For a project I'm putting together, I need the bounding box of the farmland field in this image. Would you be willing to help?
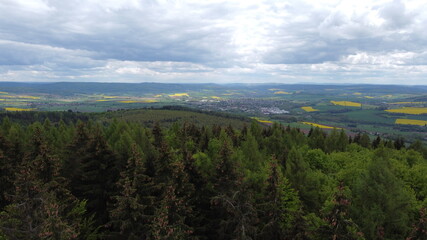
[395,119,427,126]
[0,82,425,143]
[385,107,427,115]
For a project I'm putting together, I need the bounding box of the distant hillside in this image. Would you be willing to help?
[0,106,251,129]
[95,107,250,129]
[0,82,426,96]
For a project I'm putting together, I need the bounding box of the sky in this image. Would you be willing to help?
[0,0,427,85]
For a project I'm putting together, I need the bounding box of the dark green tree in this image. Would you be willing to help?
[109,144,154,239]
[321,182,365,240]
[0,126,92,239]
[351,148,416,239]
[258,157,301,239]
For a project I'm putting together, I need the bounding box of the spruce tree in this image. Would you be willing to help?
[407,208,427,240]
[0,126,90,239]
[109,144,154,239]
[151,160,194,240]
[321,182,365,240]
[258,157,301,239]
[73,125,119,226]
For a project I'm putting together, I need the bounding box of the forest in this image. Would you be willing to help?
[0,115,426,240]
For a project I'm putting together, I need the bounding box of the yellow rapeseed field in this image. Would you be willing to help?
[211,96,221,99]
[251,117,273,124]
[385,107,427,115]
[353,92,362,95]
[154,94,162,97]
[301,106,319,112]
[364,96,374,99]
[302,122,341,129]
[395,119,427,126]
[330,101,361,107]
[5,107,36,111]
[274,91,291,94]
[118,100,157,103]
[4,95,40,99]
[169,93,189,97]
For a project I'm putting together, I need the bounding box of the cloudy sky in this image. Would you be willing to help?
[0,0,426,84]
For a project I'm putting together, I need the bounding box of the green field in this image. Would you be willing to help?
[0,82,426,143]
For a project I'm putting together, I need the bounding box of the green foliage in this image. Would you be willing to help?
[258,157,301,239]
[0,113,425,239]
[351,148,417,239]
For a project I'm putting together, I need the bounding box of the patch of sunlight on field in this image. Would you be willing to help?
[96,99,109,102]
[388,102,426,105]
[385,107,427,115]
[274,91,291,94]
[169,93,189,97]
[251,117,273,124]
[302,122,341,129]
[0,91,8,94]
[331,101,361,107]
[268,88,281,91]
[5,107,36,111]
[301,106,319,112]
[118,100,157,103]
[211,96,222,99]
[395,119,427,126]
[4,95,40,99]
[0,99,5,101]
[364,96,374,99]
[381,95,393,98]
[353,92,362,95]
[154,94,162,97]
[103,96,121,99]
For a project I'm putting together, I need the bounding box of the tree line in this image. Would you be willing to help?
[0,116,426,239]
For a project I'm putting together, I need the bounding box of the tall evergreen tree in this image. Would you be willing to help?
[406,208,427,240]
[151,160,195,240]
[321,182,365,240]
[351,148,416,239]
[0,133,14,209]
[72,125,119,226]
[109,144,154,239]
[258,157,301,239]
[0,126,91,239]
[210,141,257,240]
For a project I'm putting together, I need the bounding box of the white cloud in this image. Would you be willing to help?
[0,0,426,84]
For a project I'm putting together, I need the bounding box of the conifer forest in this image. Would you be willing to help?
[0,113,426,240]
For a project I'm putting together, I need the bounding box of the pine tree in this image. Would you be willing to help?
[109,145,154,239]
[406,208,427,240]
[321,182,365,240]
[210,141,257,239]
[0,133,14,209]
[372,136,382,149]
[308,127,326,151]
[73,125,119,226]
[151,160,195,240]
[152,121,164,149]
[358,133,371,149]
[0,126,91,239]
[258,157,301,239]
[351,148,416,239]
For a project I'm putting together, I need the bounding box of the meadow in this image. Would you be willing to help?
[0,82,425,143]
